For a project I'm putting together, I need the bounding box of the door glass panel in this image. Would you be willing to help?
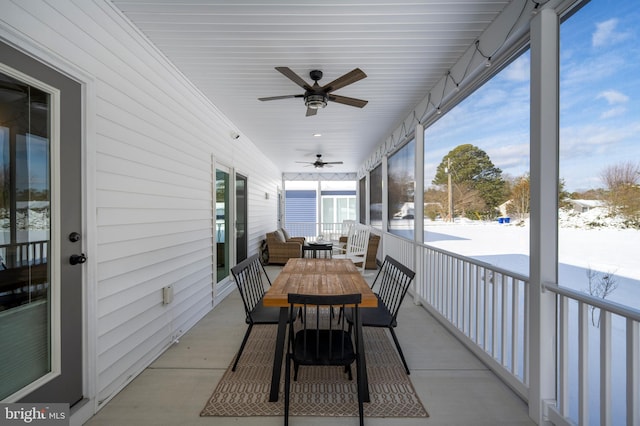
[215,169,229,281]
[235,173,247,263]
[0,71,51,399]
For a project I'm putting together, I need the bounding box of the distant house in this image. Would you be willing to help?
[568,199,606,213]
[498,200,512,217]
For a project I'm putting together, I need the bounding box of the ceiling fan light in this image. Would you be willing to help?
[305,94,327,109]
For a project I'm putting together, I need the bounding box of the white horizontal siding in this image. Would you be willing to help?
[0,0,281,412]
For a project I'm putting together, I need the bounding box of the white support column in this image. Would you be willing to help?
[529,8,559,425]
[381,156,388,234]
[414,124,425,305]
[414,124,424,244]
[317,179,322,236]
[365,173,370,225]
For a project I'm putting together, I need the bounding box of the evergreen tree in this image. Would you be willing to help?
[433,144,506,218]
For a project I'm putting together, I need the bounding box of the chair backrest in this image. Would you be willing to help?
[287,293,361,363]
[371,256,415,321]
[343,224,370,271]
[231,253,271,317]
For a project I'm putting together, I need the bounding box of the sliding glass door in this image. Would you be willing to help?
[235,173,247,263]
[215,169,230,281]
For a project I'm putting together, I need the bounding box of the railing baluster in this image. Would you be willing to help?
[463,260,468,334]
[501,274,508,366]
[523,280,529,386]
[475,264,481,345]
[578,301,589,426]
[600,310,611,426]
[559,295,569,418]
[491,273,500,358]
[512,278,520,377]
[627,318,639,426]
[484,268,490,351]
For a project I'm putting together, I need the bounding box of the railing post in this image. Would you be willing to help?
[529,8,559,424]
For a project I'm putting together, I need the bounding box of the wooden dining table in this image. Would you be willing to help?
[262,258,378,402]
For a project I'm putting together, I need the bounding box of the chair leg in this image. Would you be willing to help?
[231,323,253,372]
[389,327,410,375]
[284,353,291,426]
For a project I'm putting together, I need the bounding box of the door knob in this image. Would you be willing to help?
[70,253,87,265]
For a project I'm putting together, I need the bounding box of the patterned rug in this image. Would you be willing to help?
[200,323,429,418]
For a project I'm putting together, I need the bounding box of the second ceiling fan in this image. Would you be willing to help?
[259,67,368,116]
[296,154,343,168]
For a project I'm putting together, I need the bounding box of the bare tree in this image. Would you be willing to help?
[424,187,447,220]
[585,267,618,327]
[506,174,530,220]
[600,162,640,222]
[452,182,485,218]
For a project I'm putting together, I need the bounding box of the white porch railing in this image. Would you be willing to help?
[285,222,349,242]
[381,232,640,426]
[543,282,640,426]
[0,240,48,268]
[411,237,530,399]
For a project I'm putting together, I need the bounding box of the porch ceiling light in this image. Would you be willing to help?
[305,94,327,109]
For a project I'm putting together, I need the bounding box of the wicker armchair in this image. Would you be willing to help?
[266,229,304,264]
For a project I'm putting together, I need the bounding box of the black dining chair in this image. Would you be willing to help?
[230,253,281,372]
[346,255,415,375]
[284,293,364,426]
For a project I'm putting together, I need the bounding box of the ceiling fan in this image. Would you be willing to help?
[259,67,368,116]
[296,154,344,168]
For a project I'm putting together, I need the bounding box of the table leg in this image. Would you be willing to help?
[355,308,370,402]
[269,307,288,402]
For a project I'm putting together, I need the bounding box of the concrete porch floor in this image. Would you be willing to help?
[85,265,535,426]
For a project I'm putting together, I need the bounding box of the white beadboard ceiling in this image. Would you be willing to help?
[111,0,511,173]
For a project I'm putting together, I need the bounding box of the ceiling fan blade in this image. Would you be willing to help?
[258,94,303,101]
[321,68,367,93]
[322,161,344,165]
[328,94,368,108]
[275,67,312,91]
[306,107,318,117]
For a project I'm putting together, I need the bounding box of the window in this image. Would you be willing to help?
[369,164,383,229]
[423,51,530,276]
[387,139,415,238]
[359,176,366,224]
[321,195,355,224]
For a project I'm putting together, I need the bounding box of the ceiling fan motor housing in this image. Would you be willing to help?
[309,69,323,81]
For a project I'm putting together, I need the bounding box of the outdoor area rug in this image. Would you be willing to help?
[200,323,429,418]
